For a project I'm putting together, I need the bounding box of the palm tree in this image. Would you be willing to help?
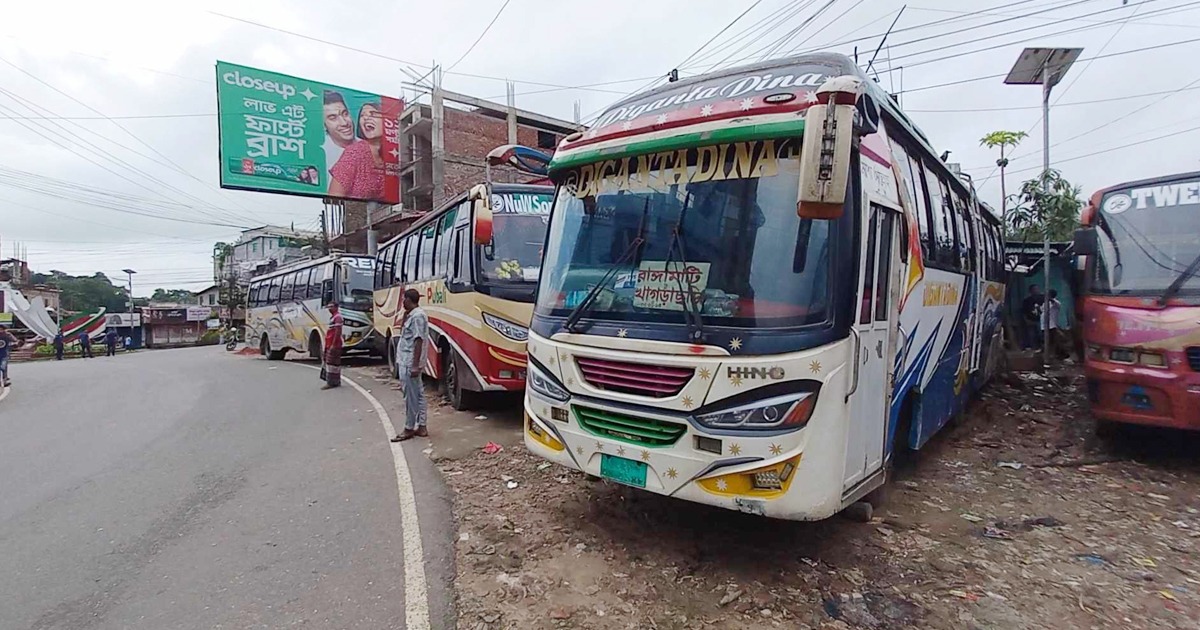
[980,130,1028,236]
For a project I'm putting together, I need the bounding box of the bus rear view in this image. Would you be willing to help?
[1076,172,1200,431]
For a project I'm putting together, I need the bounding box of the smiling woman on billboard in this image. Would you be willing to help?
[328,101,386,201]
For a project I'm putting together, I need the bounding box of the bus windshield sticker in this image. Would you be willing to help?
[492,193,553,214]
[564,139,798,200]
[632,261,711,311]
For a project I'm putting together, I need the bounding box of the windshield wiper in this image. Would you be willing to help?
[1158,250,1200,307]
[663,191,706,343]
[562,200,648,333]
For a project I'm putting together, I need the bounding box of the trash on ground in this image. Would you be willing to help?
[997,461,1025,470]
[481,442,503,455]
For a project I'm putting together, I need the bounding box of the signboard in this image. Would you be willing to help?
[186,307,213,322]
[216,61,403,203]
[492,192,553,214]
[105,313,142,328]
[632,261,711,311]
[206,318,222,329]
[0,312,11,326]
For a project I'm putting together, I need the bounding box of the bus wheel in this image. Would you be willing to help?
[308,332,322,360]
[262,334,285,361]
[443,350,475,411]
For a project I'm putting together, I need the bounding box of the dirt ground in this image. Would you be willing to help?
[440,365,1200,630]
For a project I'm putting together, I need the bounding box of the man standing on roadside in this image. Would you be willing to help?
[391,288,429,442]
[0,323,24,387]
[78,330,93,359]
[104,328,119,357]
[53,330,64,361]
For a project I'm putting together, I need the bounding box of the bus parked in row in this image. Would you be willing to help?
[1074,171,1200,432]
[523,52,1007,520]
[246,254,379,360]
[373,180,553,409]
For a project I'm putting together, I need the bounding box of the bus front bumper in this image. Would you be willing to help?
[1085,361,1200,430]
[522,393,844,521]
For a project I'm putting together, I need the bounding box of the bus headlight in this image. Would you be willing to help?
[528,362,569,402]
[483,312,528,342]
[693,388,818,430]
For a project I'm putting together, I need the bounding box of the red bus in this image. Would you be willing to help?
[1075,171,1200,432]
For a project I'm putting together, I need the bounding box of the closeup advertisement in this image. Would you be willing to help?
[216,61,402,203]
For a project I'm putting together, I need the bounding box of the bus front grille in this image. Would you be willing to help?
[573,406,687,447]
[575,357,693,398]
[1187,347,1200,371]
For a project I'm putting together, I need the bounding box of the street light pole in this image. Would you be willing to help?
[122,268,137,348]
[1004,47,1082,367]
[1041,63,1052,365]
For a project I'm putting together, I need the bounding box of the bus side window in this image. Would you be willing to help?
[403,235,418,283]
[268,277,281,304]
[248,284,258,308]
[875,209,895,322]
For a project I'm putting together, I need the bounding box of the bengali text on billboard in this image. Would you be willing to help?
[216,61,402,203]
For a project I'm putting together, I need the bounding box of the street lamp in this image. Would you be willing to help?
[122,268,137,331]
[1005,47,1082,366]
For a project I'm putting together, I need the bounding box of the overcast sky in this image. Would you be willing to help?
[3,0,1197,295]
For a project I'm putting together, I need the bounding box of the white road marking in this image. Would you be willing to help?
[302,365,431,629]
[0,383,9,403]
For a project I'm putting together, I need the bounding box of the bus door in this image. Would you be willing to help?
[968,206,984,373]
[843,204,902,492]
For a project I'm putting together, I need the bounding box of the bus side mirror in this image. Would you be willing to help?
[1073,228,1097,256]
[470,184,494,245]
[797,76,862,220]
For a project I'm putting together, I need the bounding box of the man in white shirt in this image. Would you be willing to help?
[1039,289,1067,359]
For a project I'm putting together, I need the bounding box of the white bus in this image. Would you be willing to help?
[524,53,1007,520]
[246,254,380,360]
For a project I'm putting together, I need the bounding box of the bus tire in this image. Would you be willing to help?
[388,335,401,380]
[308,331,322,361]
[261,334,285,361]
[443,349,475,411]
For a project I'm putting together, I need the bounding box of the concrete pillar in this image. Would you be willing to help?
[431,65,446,205]
[506,81,517,144]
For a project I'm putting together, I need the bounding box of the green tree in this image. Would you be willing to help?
[29,271,129,315]
[150,288,198,303]
[1007,169,1082,242]
[980,130,1028,235]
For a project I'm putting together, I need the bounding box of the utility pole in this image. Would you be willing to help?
[320,208,330,254]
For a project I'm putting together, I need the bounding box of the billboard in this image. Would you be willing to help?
[216,61,402,203]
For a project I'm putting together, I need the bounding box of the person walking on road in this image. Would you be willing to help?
[78,331,93,359]
[321,301,344,390]
[391,288,429,442]
[0,323,25,387]
[53,331,65,361]
[104,328,118,357]
[1040,289,1068,360]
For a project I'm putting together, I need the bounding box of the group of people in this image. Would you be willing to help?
[51,328,129,360]
[318,288,429,442]
[321,91,387,201]
[0,325,130,389]
[1019,284,1072,359]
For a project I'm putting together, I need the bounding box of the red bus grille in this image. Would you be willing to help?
[575,357,693,398]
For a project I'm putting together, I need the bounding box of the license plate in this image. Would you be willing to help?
[600,454,647,488]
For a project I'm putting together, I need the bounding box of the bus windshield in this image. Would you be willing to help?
[536,139,835,328]
[480,212,550,284]
[341,263,375,310]
[1093,179,1200,296]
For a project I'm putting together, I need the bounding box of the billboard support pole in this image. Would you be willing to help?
[366,202,378,257]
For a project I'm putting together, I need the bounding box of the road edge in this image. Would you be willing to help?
[0,383,9,404]
[303,365,433,629]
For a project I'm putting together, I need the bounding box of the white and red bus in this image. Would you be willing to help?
[523,53,1007,520]
[373,181,553,408]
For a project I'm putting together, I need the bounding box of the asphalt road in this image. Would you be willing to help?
[0,347,455,630]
